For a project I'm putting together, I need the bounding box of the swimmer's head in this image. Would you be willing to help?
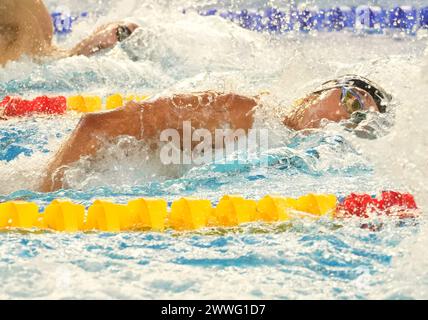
[283,76,392,130]
[75,21,140,56]
[116,22,139,42]
[317,75,392,113]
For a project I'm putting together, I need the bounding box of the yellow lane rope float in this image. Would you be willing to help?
[0,192,418,232]
[67,94,150,113]
[0,94,150,117]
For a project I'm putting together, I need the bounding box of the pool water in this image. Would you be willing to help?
[0,0,428,299]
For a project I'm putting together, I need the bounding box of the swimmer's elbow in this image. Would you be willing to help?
[78,113,102,130]
[76,112,114,136]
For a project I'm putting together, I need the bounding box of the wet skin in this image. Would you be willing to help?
[0,2,381,192]
[0,0,139,66]
[39,88,379,192]
[283,87,379,130]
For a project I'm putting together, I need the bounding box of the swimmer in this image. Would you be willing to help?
[40,75,391,192]
[0,0,139,66]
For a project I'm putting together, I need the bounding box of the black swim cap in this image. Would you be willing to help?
[316,75,392,113]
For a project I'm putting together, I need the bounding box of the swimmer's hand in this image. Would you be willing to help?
[70,22,139,57]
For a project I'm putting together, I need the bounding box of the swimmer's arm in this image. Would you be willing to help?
[69,22,139,57]
[40,102,143,192]
[69,26,119,57]
[0,23,21,65]
[32,25,118,60]
[40,93,257,192]
[0,24,19,45]
[0,0,54,64]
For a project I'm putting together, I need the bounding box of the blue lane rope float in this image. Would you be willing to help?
[390,6,418,30]
[51,6,428,35]
[201,5,428,33]
[199,5,428,34]
[51,11,89,34]
[422,7,428,27]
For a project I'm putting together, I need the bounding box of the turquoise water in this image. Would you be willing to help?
[1,1,428,299]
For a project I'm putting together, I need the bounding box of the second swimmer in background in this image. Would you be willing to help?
[0,0,139,66]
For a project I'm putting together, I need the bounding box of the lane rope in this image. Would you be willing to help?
[51,6,428,35]
[0,94,150,116]
[0,192,418,232]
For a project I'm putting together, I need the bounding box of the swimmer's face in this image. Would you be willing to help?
[122,22,140,35]
[109,22,139,42]
[92,22,139,50]
[283,87,379,130]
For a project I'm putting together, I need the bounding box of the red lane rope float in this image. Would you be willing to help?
[0,94,150,117]
[337,191,418,219]
[0,96,67,117]
[0,192,419,232]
